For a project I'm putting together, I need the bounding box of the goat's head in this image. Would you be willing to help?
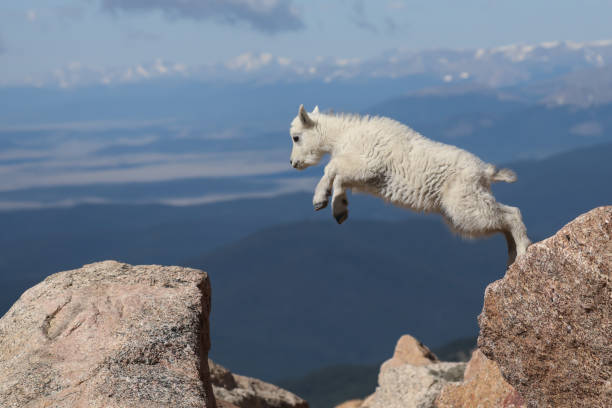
[289,105,323,170]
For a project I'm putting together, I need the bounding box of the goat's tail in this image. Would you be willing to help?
[485,165,517,183]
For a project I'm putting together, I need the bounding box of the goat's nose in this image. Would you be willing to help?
[289,159,293,166]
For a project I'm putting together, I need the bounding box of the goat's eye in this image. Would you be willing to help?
[292,136,300,142]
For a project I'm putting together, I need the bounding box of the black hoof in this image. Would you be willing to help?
[314,201,328,211]
[334,211,348,224]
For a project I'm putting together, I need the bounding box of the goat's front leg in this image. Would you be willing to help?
[314,155,369,223]
[331,176,349,224]
[313,163,336,211]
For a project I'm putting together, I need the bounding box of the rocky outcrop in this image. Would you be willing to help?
[0,261,216,408]
[366,362,466,408]
[435,349,525,408]
[209,359,308,408]
[380,334,439,371]
[359,335,465,408]
[478,207,612,408]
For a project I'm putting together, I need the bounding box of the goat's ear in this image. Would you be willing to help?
[299,104,315,128]
[312,105,320,114]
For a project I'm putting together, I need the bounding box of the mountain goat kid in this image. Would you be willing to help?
[289,105,531,266]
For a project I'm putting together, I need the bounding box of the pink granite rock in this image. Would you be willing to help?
[380,334,439,373]
[0,261,216,408]
[209,359,308,408]
[478,207,612,408]
[435,349,525,408]
[366,335,465,408]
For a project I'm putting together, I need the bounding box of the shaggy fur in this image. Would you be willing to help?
[289,105,531,266]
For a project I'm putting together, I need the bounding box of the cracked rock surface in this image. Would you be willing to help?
[0,260,216,408]
[478,206,612,408]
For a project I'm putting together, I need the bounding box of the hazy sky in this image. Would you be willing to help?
[1,0,612,84]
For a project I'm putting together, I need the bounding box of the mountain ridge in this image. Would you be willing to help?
[8,39,612,88]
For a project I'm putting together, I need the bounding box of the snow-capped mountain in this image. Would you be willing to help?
[18,39,612,90]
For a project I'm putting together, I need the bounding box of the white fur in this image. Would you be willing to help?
[289,105,531,265]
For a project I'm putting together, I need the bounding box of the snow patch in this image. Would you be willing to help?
[335,58,360,67]
[226,52,273,71]
[540,41,560,49]
[136,65,149,78]
[491,43,535,62]
[277,56,291,66]
[153,59,168,74]
[565,40,584,50]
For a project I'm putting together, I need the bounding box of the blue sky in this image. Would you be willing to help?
[2,0,612,85]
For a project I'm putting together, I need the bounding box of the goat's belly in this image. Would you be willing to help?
[352,177,440,213]
[378,183,439,213]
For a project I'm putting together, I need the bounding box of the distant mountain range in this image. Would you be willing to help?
[3,40,612,129]
[14,39,612,91]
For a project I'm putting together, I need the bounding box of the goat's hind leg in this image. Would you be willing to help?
[503,230,518,267]
[441,187,527,266]
[499,204,531,262]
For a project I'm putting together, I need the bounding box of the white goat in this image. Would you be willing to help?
[289,105,531,265]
